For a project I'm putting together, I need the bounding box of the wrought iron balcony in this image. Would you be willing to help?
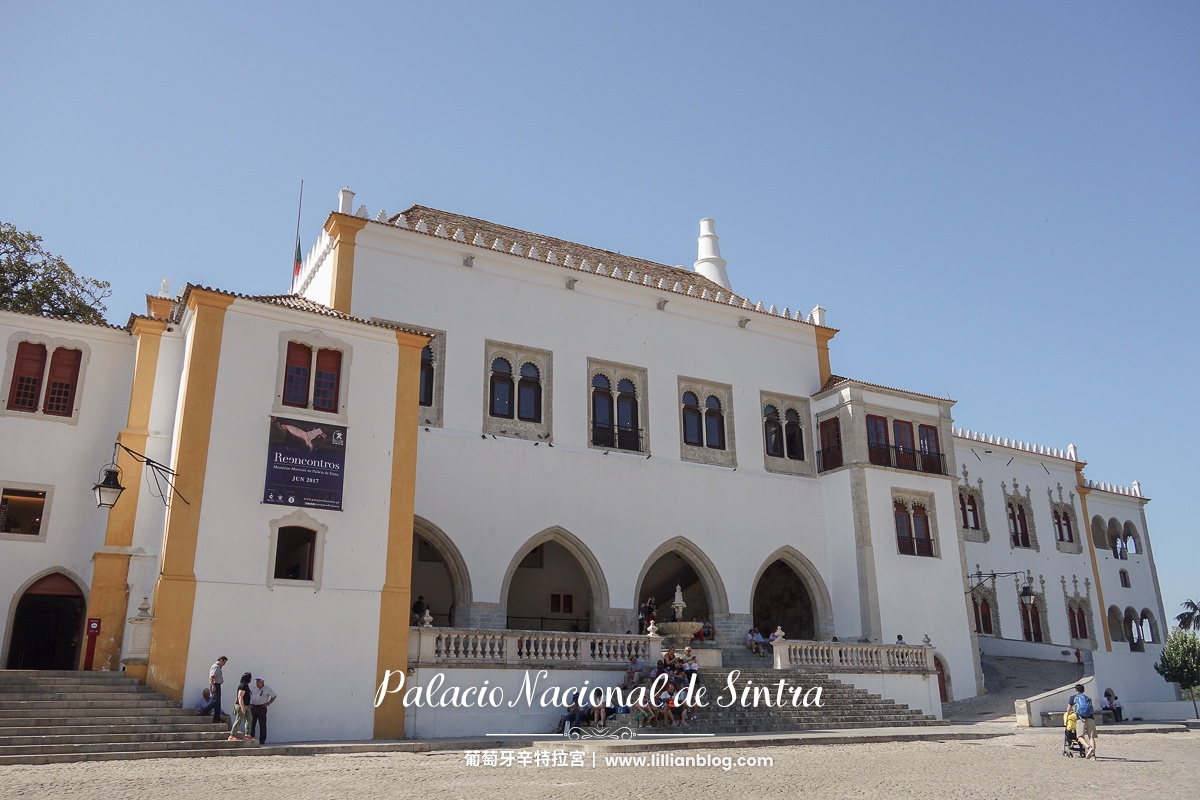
[866,444,946,475]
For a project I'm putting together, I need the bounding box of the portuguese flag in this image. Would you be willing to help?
[293,238,302,278]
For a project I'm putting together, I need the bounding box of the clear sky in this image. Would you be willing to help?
[3,3,1197,623]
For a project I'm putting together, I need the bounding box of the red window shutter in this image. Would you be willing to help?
[42,348,82,416]
[313,348,342,412]
[7,342,48,411]
[283,342,312,407]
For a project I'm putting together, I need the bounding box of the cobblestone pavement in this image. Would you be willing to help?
[1,729,1195,799]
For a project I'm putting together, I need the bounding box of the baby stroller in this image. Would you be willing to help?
[1062,711,1086,757]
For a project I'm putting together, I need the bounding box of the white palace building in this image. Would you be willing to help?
[0,187,1179,742]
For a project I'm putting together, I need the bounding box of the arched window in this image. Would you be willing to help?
[592,374,613,447]
[966,495,980,529]
[1062,513,1074,543]
[1022,601,1043,643]
[419,345,434,407]
[616,379,639,451]
[704,395,725,450]
[517,362,541,422]
[1069,607,1080,640]
[1008,503,1031,548]
[763,405,783,457]
[1076,608,1088,640]
[912,504,932,557]
[1125,535,1139,556]
[973,597,994,635]
[894,501,914,556]
[783,409,804,460]
[682,392,702,446]
[1119,569,1131,588]
[1141,611,1157,644]
[489,358,514,418]
[959,492,969,529]
[1053,511,1065,542]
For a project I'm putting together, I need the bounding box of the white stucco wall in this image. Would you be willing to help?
[0,312,134,666]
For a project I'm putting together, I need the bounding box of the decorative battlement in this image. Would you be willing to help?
[294,192,831,331]
[952,427,1077,461]
[1085,480,1143,498]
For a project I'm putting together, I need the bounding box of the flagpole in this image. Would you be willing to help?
[291,179,305,292]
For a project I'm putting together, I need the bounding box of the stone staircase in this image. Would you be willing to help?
[0,670,257,765]
[619,651,946,734]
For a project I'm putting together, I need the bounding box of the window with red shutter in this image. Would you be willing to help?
[7,342,47,412]
[42,348,82,416]
[313,348,341,412]
[283,342,312,408]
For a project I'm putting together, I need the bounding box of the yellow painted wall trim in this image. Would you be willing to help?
[1075,462,1111,651]
[325,213,368,316]
[146,290,233,700]
[373,331,428,739]
[814,327,838,386]
[84,317,166,672]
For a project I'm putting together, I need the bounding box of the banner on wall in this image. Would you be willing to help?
[263,416,347,510]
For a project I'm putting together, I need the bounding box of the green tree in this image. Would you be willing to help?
[0,221,110,324]
[1176,599,1200,631]
[1154,627,1200,717]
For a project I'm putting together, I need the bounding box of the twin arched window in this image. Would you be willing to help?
[682,391,725,449]
[763,405,804,460]
[1007,502,1031,548]
[592,375,640,450]
[490,358,542,422]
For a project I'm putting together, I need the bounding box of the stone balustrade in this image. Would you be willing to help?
[408,627,651,668]
[772,640,936,674]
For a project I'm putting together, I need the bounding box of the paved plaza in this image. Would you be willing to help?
[1,728,1196,799]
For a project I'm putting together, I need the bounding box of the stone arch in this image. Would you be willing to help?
[1106,606,1124,643]
[412,516,473,626]
[1123,521,1141,555]
[749,546,834,640]
[1108,518,1125,559]
[1140,608,1159,644]
[1123,606,1144,651]
[499,526,610,631]
[633,536,729,618]
[1090,515,1108,550]
[3,568,89,670]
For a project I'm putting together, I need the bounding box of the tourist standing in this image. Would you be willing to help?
[249,676,278,744]
[229,672,254,741]
[208,656,228,725]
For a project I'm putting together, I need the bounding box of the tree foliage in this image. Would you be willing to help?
[0,221,111,324]
[1176,598,1200,631]
[1154,627,1200,717]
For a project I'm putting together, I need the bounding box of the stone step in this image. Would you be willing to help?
[0,745,261,766]
[0,683,155,694]
[0,721,225,736]
[0,713,207,728]
[0,699,185,712]
[0,690,168,703]
[0,737,258,758]
[0,730,236,747]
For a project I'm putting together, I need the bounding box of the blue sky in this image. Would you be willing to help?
[3,3,1197,622]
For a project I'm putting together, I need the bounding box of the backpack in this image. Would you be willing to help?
[1073,693,1093,719]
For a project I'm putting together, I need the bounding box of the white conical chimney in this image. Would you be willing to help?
[693,218,731,292]
[338,187,355,215]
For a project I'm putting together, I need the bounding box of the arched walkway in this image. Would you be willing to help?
[1090,516,1108,550]
[499,527,609,632]
[634,537,729,628]
[749,547,834,640]
[411,516,472,627]
[5,571,87,670]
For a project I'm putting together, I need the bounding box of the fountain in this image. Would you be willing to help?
[653,583,704,645]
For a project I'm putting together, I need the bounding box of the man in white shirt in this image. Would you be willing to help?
[249,676,278,744]
[622,655,646,688]
[208,656,227,724]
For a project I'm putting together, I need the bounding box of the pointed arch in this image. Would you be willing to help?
[933,652,952,702]
[633,536,729,616]
[1123,521,1141,555]
[1108,518,1125,559]
[749,546,834,639]
[412,516,473,617]
[3,567,89,669]
[499,526,610,624]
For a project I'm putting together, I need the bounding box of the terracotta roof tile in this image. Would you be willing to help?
[819,374,954,404]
